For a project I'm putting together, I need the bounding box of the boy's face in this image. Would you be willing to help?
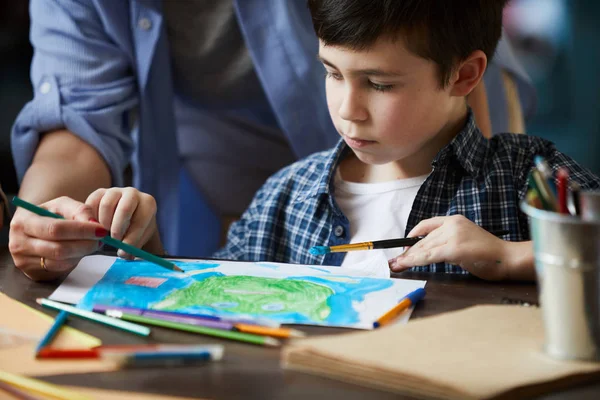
[319,37,466,169]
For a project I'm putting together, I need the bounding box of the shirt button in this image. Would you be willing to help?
[39,82,51,95]
[138,17,152,30]
[333,225,345,237]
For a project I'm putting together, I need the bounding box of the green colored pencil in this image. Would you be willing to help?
[528,171,557,211]
[12,196,183,273]
[37,298,151,336]
[106,311,281,347]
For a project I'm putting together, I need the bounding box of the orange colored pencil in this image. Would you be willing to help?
[234,323,305,339]
[373,288,426,328]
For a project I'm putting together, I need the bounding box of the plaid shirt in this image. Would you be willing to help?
[214,112,600,272]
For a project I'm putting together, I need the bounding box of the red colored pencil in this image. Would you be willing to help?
[557,168,569,214]
[36,348,100,359]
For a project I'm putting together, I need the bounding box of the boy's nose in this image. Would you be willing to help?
[338,88,368,122]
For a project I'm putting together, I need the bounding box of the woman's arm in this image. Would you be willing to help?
[19,129,111,205]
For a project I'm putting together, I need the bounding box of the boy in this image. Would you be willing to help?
[212,0,600,280]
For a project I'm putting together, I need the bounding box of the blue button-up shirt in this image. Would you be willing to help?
[11,0,341,255]
[214,112,600,272]
[11,0,536,257]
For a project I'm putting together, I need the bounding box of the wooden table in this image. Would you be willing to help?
[1,248,599,399]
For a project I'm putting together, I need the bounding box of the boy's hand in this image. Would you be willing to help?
[388,215,533,281]
[85,187,161,259]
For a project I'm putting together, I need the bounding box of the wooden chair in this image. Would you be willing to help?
[472,70,527,139]
[501,70,526,134]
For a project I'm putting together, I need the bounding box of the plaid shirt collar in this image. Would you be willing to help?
[296,109,484,202]
[432,110,487,177]
[291,139,350,204]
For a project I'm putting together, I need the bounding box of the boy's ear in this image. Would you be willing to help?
[449,50,487,97]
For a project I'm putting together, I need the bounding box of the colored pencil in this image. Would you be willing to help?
[35,310,68,354]
[101,307,234,330]
[526,191,543,210]
[373,288,426,328]
[93,344,217,352]
[98,307,301,338]
[12,196,183,273]
[557,168,569,214]
[37,299,150,337]
[37,344,220,360]
[0,370,90,400]
[571,182,582,216]
[103,345,223,368]
[528,170,557,211]
[93,304,281,328]
[105,310,280,347]
[36,348,100,360]
[311,230,510,255]
[0,380,44,400]
[534,156,557,195]
[234,323,305,339]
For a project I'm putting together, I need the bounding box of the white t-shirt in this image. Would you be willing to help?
[334,171,429,268]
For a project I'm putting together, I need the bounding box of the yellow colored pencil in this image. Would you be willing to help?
[0,380,43,400]
[0,370,90,400]
[373,288,426,328]
[234,323,306,339]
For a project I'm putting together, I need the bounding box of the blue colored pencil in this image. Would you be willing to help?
[103,345,224,367]
[35,311,68,354]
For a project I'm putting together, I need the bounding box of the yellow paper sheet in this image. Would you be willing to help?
[0,293,119,376]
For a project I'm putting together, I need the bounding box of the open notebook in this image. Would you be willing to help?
[282,305,600,399]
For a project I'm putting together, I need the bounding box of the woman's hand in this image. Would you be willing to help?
[85,187,161,259]
[9,187,161,281]
[9,196,108,281]
[388,215,535,281]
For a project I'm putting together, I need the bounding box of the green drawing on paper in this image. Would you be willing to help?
[154,275,333,321]
[76,259,424,328]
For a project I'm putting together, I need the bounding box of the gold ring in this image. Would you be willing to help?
[40,257,48,272]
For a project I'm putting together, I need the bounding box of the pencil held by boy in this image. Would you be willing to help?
[10,0,600,282]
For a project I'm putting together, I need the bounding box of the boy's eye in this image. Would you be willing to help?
[325,71,343,81]
[369,81,394,92]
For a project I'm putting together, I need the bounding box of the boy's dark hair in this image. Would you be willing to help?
[307,0,509,88]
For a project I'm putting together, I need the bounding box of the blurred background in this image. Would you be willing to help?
[1,0,599,241]
[503,0,600,175]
